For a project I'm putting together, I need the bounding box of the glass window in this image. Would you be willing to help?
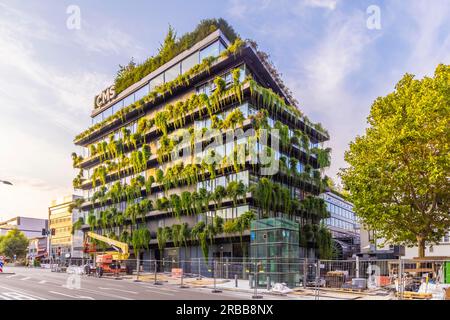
[123,93,134,107]
[182,53,199,74]
[111,99,124,114]
[103,107,113,120]
[92,113,102,125]
[165,63,181,83]
[134,85,148,102]
[200,40,220,61]
[150,73,164,91]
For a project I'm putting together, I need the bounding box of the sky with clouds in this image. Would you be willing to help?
[0,0,449,220]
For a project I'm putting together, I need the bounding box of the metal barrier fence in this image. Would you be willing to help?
[62,257,450,299]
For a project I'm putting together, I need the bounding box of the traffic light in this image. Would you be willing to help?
[42,228,46,236]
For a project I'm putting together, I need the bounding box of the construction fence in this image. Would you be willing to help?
[51,256,450,299]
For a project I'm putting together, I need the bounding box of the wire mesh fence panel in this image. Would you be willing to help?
[395,259,450,299]
[70,256,450,299]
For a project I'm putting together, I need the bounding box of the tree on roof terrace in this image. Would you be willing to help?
[115,18,239,94]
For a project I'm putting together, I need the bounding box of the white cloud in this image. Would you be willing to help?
[284,10,378,182]
[302,0,338,10]
[399,1,450,76]
[0,5,126,219]
[227,0,248,19]
[73,21,144,56]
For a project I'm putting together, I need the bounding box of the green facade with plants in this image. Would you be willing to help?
[72,20,333,265]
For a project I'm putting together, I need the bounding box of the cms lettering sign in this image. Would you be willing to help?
[94,85,116,109]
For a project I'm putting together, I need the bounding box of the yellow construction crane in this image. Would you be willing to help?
[85,231,129,261]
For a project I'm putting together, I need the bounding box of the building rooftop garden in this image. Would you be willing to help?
[114,18,239,95]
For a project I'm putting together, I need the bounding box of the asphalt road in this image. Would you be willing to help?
[0,266,268,300]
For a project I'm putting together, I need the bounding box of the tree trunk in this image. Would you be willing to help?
[417,236,426,258]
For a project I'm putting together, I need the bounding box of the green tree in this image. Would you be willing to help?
[340,64,450,258]
[0,229,29,259]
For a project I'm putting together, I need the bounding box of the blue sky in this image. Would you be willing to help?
[0,0,449,220]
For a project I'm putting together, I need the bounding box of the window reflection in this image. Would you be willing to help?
[199,40,221,61]
[182,53,199,73]
[165,63,181,83]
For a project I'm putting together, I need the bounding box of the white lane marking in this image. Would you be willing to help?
[144,288,174,296]
[48,291,94,300]
[98,287,138,294]
[6,274,17,278]
[2,292,38,300]
[0,285,47,300]
[39,280,47,284]
[20,277,31,281]
[139,285,179,292]
[0,294,13,300]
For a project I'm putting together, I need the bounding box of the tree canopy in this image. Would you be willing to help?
[0,228,29,259]
[340,64,450,257]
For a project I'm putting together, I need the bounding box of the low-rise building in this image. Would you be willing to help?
[0,216,48,239]
[404,231,450,259]
[358,226,405,259]
[27,236,48,265]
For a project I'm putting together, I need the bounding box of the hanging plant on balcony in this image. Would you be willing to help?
[222,108,244,130]
[199,231,209,263]
[89,144,97,157]
[87,212,97,231]
[232,68,243,104]
[120,231,130,244]
[170,194,182,220]
[145,175,155,195]
[154,110,169,136]
[171,224,181,247]
[179,222,190,249]
[139,199,152,221]
[130,132,141,150]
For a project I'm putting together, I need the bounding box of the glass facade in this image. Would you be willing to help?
[92,39,225,126]
[250,217,300,287]
[77,31,329,265]
[320,192,359,241]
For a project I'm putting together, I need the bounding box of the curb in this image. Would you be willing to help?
[0,272,15,275]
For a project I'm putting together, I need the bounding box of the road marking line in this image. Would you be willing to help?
[39,280,47,284]
[0,294,13,300]
[138,284,179,292]
[0,285,47,300]
[6,274,17,278]
[144,288,174,296]
[98,287,138,294]
[20,277,30,281]
[49,291,94,300]
[2,292,38,300]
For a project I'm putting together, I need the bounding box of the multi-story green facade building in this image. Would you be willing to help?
[72,20,331,267]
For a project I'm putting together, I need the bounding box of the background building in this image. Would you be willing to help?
[0,216,47,239]
[48,195,83,260]
[359,226,449,259]
[320,191,360,259]
[404,232,450,258]
[27,236,48,264]
[358,226,405,259]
